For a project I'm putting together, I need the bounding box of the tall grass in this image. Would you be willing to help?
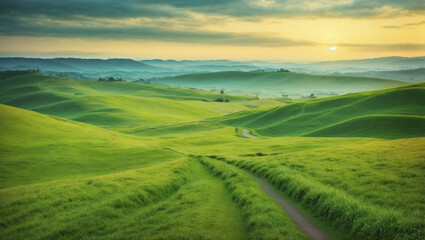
[199,156,307,240]
[221,158,424,240]
[0,159,189,240]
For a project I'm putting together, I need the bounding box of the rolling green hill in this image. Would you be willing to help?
[0,71,253,130]
[1,70,424,240]
[0,103,183,188]
[155,71,407,95]
[214,82,425,138]
[0,101,304,240]
[305,115,425,139]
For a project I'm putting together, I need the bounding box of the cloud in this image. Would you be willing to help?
[0,16,315,47]
[0,0,423,20]
[339,43,425,51]
[383,21,425,29]
[0,50,106,58]
[0,0,423,51]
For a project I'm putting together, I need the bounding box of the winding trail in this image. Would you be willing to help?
[299,104,306,115]
[249,173,330,240]
[145,116,329,239]
[242,129,258,139]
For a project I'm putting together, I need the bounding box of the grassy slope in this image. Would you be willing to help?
[305,115,425,139]
[1,70,424,239]
[0,71,252,130]
[200,157,307,240]
[0,103,304,240]
[1,158,251,240]
[215,82,425,138]
[154,126,425,239]
[156,71,406,93]
[0,104,182,188]
[156,127,425,215]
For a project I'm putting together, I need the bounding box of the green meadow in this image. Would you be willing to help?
[1,71,424,240]
[155,71,406,97]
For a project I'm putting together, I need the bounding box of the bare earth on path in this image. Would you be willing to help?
[250,172,330,240]
[242,129,258,138]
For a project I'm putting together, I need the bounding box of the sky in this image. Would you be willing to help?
[0,0,424,61]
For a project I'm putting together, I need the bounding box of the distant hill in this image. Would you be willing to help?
[295,56,425,74]
[0,57,159,73]
[213,82,425,139]
[54,58,160,71]
[0,71,251,129]
[155,71,406,96]
[0,58,266,79]
[1,56,423,80]
[332,68,425,83]
[139,59,263,72]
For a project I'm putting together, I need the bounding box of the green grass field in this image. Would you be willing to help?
[214,82,425,138]
[1,71,424,239]
[0,71,252,131]
[155,71,407,97]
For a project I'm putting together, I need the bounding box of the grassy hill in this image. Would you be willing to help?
[0,57,160,72]
[334,68,425,83]
[305,115,425,139]
[0,104,304,240]
[1,70,424,239]
[214,82,425,138]
[0,71,253,130]
[0,103,184,188]
[155,71,406,96]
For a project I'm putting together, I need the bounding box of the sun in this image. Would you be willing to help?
[329,46,336,51]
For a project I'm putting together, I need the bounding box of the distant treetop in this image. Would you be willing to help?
[276,68,290,73]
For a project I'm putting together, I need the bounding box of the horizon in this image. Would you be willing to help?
[0,55,424,64]
[0,1,424,61]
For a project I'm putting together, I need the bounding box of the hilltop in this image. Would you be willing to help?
[0,71,253,130]
[332,68,425,83]
[155,71,407,96]
[1,56,423,80]
[214,82,425,139]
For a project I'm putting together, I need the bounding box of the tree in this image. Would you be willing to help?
[220,90,224,94]
[276,68,290,73]
[310,93,316,99]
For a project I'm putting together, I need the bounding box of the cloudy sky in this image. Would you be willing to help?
[0,0,424,61]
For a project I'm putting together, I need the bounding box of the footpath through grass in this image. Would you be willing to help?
[199,156,307,240]
[206,138,425,240]
[0,158,252,240]
[154,127,425,239]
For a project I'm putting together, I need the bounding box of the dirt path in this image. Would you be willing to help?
[242,129,258,139]
[147,140,329,239]
[299,104,306,115]
[250,173,330,240]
